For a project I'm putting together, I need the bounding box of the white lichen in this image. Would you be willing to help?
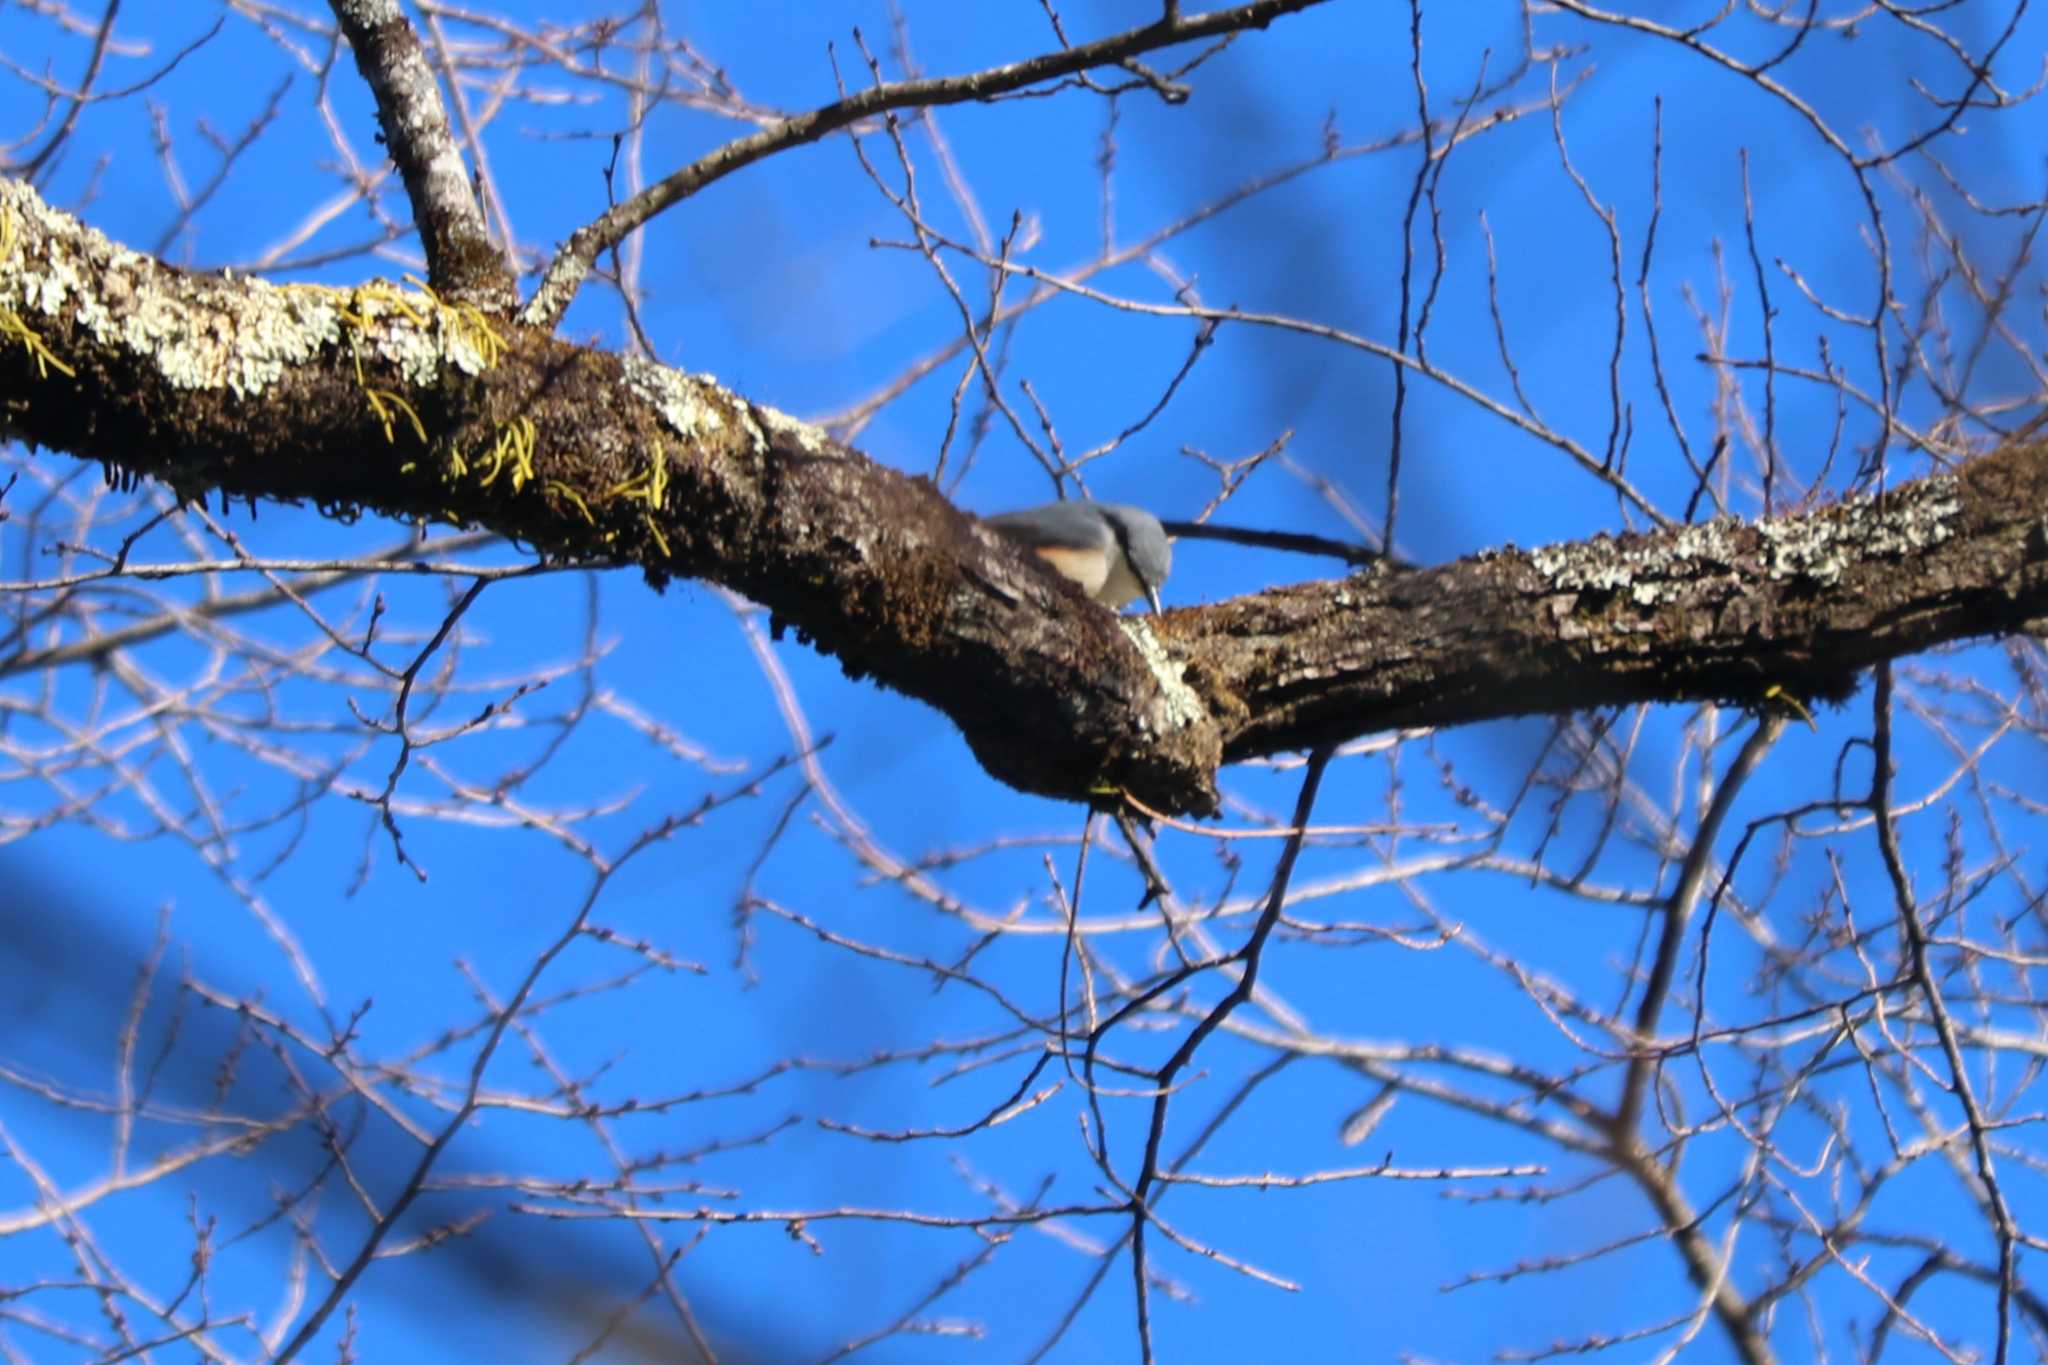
[0,178,496,398]
[1755,476,1960,583]
[755,404,831,455]
[1530,479,1962,602]
[1531,516,1741,597]
[1123,618,1203,733]
[621,354,726,440]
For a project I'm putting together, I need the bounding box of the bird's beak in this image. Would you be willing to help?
[1144,583,1164,615]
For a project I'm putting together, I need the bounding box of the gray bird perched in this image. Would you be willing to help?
[983,500,1172,613]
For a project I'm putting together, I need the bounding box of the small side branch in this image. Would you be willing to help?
[519,0,1334,328]
[330,0,516,311]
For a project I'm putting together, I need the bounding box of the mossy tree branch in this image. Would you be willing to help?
[4,177,2047,817]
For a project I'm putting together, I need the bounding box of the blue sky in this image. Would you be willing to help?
[4,2,2047,1361]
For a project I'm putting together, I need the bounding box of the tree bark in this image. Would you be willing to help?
[4,176,2045,816]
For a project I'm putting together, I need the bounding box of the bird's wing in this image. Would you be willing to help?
[983,502,1112,551]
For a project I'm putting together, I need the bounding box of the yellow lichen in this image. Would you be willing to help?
[402,274,506,372]
[544,479,593,524]
[0,306,75,379]
[1761,683,1818,730]
[362,384,427,446]
[643,514,671,558]
[476,416,536,491]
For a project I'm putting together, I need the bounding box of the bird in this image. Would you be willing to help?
[982,500,1172,613]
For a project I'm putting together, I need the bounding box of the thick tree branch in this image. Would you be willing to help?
[5,176,2048,819]
[331,0,516,311]
[1199,453,2048,764]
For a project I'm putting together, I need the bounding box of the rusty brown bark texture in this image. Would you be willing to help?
[3,176,2046,816]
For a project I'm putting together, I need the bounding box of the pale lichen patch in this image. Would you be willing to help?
[1530,479,1963,603]
[3,182,336,394]
[756,404,831,456]
[1755,475,1960,583]
[1531,516,1743,599]
[0,180,499,397]
[1124,618,1204,733]
[131,281,346,394]
[621,355,728,441]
